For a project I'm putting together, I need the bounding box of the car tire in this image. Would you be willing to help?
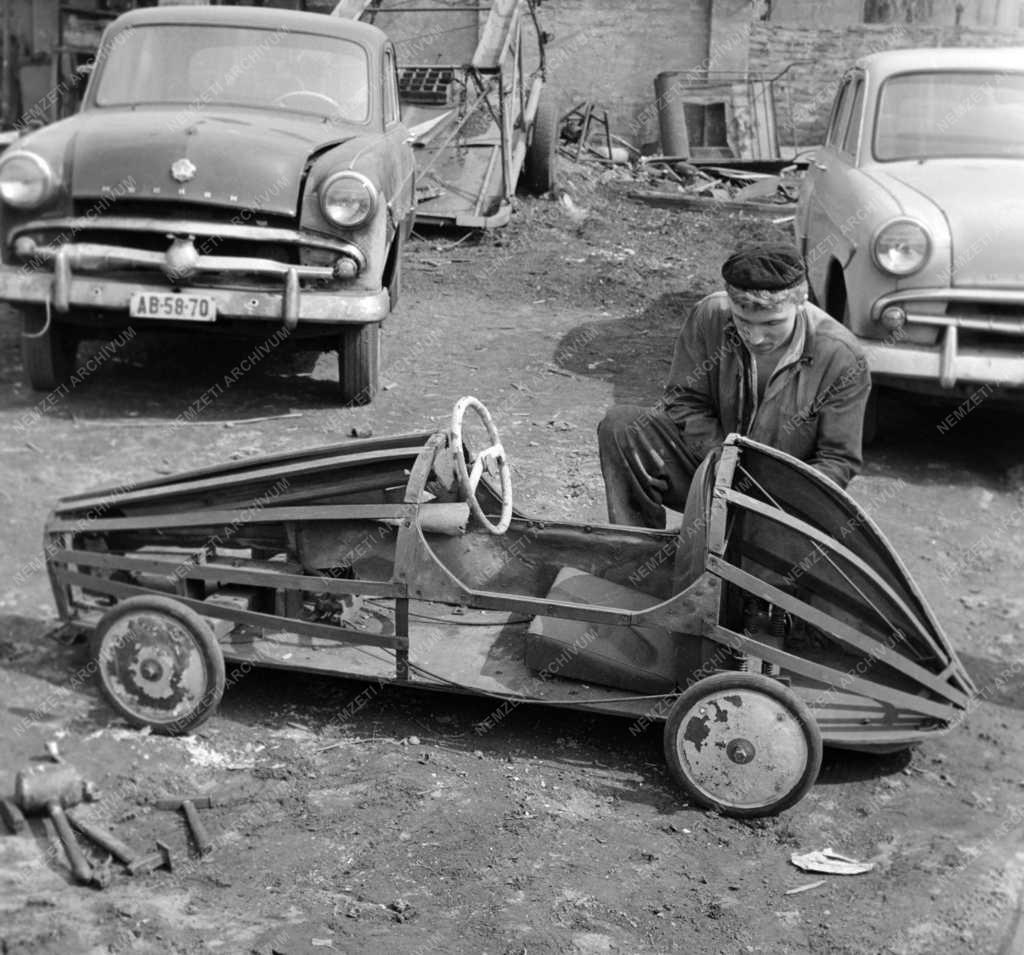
[523,88,558,195]
[20,307,78,392]
[663,671,822,817]
[337,322,381,406]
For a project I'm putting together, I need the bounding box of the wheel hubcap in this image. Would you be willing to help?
[673,689,810,810]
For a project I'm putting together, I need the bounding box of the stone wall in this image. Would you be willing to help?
[538,0,712,147]
[750,21,1024,149]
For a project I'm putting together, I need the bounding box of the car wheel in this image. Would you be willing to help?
[337,322,381,406]
[90,595,226,735]
[663,671,822,817]
[20,306,78,392]
[523,88,558,195]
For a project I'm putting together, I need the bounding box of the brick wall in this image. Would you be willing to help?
[750,21,1024,149]
[538,0,712,147]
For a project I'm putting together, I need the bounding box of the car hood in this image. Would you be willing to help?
[70,107,358,217]
[870,161,1024,287]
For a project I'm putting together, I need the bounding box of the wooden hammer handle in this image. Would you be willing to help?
[68,814,138,866]
[48,801,95,885]
[181,800,213,856]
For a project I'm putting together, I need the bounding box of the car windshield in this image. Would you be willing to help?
[93,24,370,123]
[874,70,1024,161]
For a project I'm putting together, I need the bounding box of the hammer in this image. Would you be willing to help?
[154,796,215,856]
[14,763,97,885]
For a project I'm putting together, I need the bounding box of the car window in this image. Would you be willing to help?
[826,78,854,149]
[383,46,400,125]
[841,78,865,157]
[874,69,1024,161]
[93,24,371,124]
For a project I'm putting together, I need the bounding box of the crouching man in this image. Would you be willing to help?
[598,244,870,528]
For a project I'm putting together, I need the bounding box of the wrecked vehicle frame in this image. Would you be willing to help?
[42,397,974,817]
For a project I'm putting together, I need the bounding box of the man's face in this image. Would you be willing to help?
[730,300,798,356]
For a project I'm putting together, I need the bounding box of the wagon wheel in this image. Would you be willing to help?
[90,596,226,735]
[663,672,822,817]
[450,395,513,535]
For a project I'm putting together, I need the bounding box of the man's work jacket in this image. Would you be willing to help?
[663,292,870,488]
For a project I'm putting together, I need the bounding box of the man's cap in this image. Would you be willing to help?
[721,244,806,291]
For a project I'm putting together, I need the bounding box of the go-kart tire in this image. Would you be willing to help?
[90,595,225,735]
[524,88,558,195]
[663,672,822,817]
[337,322,381,406]
[20,307,78,392]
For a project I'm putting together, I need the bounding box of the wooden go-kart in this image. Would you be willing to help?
[43,397,975,816]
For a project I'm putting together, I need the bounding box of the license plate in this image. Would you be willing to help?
[129,292,217,321]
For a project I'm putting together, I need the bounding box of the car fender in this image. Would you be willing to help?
[837,168,952,334]
[300,137,402,289]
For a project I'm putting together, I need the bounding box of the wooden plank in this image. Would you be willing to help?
[48,503,414,533]
[471,0,519,70]
[52,549,401,598]
[709,624,956,722]
[708,555,968,708]
[54,570,400,651]
[627,189,795,217]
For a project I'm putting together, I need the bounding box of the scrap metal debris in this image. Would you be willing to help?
[554,101,804,214]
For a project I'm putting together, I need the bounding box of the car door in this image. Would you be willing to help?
[381,43,416,230]
[798,72,865,306]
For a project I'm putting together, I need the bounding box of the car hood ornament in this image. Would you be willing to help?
[170,158,197,183]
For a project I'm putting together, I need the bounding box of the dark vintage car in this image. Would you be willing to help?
[0,5,416,404]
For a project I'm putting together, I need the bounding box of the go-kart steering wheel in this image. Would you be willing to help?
[272,90,340,111]
[450,396,513,535]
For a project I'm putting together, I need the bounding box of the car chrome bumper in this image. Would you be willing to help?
[862,333,1024,389]
[868,288,1024,388]
[0,265,389,327]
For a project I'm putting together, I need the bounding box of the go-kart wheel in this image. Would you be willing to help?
[89,596,225,735]
[450,395,513,535]
[663,672,822,817]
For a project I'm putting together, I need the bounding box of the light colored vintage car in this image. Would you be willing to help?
[795,47,1024,403]
[0,5,416,404]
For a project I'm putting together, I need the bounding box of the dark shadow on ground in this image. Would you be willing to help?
[0,313,349,421]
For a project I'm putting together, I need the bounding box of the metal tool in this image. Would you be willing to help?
[14,763,98,886]
[67,812,140,868]
[127,840,173,876]
[1,797,27,834]
[154,795,215,856]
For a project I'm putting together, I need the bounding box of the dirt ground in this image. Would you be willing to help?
[2,163,1024,955]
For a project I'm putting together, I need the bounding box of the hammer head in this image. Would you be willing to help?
[14,763,93,814]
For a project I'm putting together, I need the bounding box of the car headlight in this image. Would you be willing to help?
[0,152,55,209]
[320,172,377,228]
[872,219,930,276]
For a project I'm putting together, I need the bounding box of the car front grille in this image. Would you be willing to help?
[947,301,1024,347]
[72,198,297,230]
